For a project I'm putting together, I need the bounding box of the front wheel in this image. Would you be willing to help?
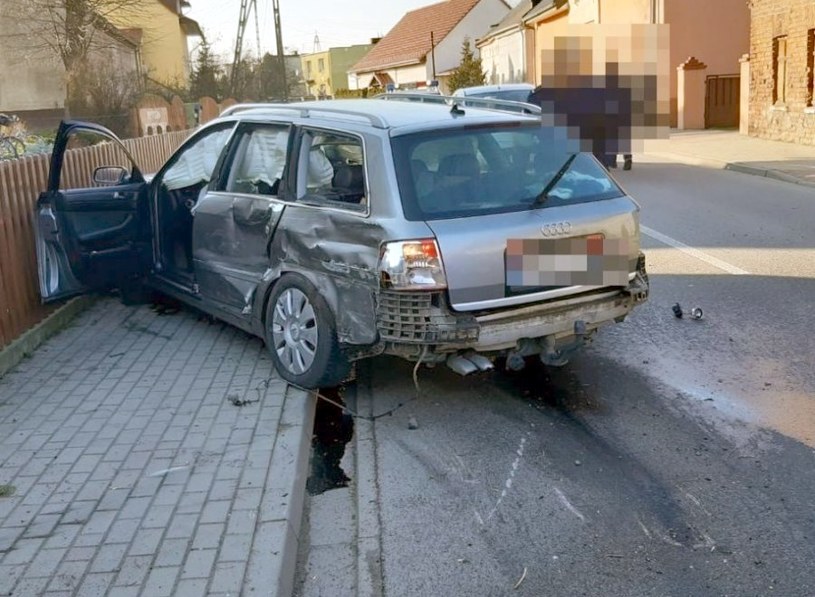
[265,274,349,389]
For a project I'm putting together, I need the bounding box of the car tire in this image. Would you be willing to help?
[265,274,350,389]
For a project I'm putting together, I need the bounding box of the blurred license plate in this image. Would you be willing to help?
[506,236,630,287]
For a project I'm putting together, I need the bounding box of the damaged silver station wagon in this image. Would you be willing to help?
[35,97,648,389]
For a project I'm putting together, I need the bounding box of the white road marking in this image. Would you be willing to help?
[637,518,652,538]
[553,487,586,522]
[641,225,750,276]
[482,434,528,524]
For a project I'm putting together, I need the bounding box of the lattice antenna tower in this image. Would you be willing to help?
[230,0,258,94]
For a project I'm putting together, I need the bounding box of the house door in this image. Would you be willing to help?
[705,74,740,128]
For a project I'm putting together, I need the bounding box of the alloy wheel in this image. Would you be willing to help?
[271,287,319,375]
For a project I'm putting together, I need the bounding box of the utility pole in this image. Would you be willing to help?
[273,0,288,100]
[430,31,437,80]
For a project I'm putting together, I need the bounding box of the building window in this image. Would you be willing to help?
[808,29,815,106]
[318,58,325,73]
[773,35,787,104]
[306,61,312,77]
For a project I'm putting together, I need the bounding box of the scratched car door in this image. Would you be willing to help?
[191,122,291,315]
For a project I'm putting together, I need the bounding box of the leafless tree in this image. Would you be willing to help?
[1,0,149,95]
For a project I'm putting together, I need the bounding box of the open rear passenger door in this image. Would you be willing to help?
[35,121,150,301]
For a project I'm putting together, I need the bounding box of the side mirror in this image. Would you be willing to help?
[93,166,128,187]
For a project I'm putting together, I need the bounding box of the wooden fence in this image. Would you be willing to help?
[0,129,191,349]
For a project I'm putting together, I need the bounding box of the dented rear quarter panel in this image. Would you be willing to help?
[248,126,434,346]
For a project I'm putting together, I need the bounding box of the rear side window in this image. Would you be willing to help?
[391,124,623,221]
[295,129,367,211]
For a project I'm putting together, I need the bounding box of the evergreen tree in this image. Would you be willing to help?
[447,38,486,92]
[259,53,298,101]
[189,36,223,101]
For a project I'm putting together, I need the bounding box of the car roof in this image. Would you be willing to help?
[215,99,540,135]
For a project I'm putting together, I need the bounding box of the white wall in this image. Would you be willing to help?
[434,0,513,77]
[479,28,526,84]
[392,64,433,87]
[0,18,66,112]
[348,64,429,91]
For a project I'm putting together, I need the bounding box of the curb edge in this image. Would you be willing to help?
[644,150,815,188]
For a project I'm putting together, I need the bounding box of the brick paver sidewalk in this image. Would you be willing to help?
[642,129,815,186]
[0,298,313,596]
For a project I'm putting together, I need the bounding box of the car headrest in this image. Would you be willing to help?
[333,164,364,191]
[438,153,480,178]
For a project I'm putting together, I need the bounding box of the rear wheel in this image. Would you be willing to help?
[265,274,349,389]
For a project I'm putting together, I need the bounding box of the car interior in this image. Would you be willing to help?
[405,129,617,215]
[154,126,368,286]
[301,132,367,207]
[156,125,234,281]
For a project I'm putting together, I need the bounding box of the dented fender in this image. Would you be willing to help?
[250,265,379,345]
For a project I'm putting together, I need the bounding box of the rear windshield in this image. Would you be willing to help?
[391,124,624,221]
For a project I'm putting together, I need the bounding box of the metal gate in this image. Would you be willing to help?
[705,74,740,128]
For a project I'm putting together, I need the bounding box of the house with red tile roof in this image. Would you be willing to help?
[348,0,512,93]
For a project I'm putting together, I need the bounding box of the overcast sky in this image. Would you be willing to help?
[186,0,521,62]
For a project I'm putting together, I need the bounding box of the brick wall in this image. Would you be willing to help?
[748,0,815,144]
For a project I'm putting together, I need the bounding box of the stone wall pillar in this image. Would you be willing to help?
[739,53,750,135]
[676,57,708,130]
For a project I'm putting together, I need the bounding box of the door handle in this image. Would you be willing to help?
[113,191,125,200]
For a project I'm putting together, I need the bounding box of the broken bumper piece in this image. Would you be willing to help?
[376,259,649,358]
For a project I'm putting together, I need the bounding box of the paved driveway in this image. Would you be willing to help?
[0,298,312,596]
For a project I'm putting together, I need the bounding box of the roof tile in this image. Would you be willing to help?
[351,0,482,73]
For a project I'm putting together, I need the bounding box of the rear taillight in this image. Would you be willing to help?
[379,239,447,290]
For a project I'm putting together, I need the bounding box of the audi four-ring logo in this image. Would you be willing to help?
[541,222,572,236]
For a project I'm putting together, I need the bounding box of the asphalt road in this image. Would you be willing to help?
[295,161,815,596]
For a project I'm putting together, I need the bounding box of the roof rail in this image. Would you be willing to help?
[218,102,388,129]
[219,103,296,117]
[374,93,542,116]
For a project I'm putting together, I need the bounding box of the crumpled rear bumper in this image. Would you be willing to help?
[376,253,649,357]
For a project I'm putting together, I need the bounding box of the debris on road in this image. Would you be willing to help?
[0,484,16,497]
[228,393,259,407]
[513,567,528,590]
[408,416,419,430]
[672,303,704,320]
